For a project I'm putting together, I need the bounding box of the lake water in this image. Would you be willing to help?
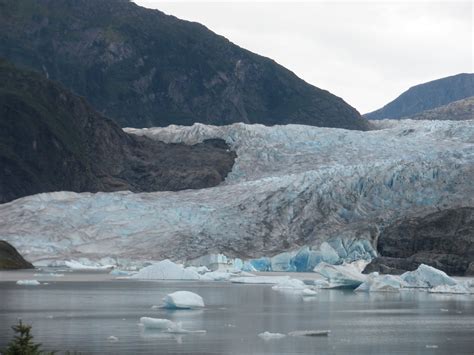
[0,272,473,354]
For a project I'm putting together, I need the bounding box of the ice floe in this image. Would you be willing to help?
[231,276,291,284]
[428,282,473,294]
[162,291,205,309]
[258,331,286,340]
[271,278,307,290]
[16,280,40,286]
[401,264,457,288]
[131,260,201,280]
[355,273,407,292]
[313,262,367,288]
[140,317,175,329]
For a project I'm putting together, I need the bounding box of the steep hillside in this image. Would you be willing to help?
[0,60,235,203]
[0,240,34,269]
[0,0,368,130]
[402,96,473,121]
[365,73,474,119]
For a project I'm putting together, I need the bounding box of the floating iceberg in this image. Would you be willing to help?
[302,288,318,296]
[163,291,205,309]
[107,336,119,342]
[140,317,174,329]
[231,276,291,284]
[401,264,457,288]
[16,280,40,286]
[166,322,206,334]
[288,330,330,337]
[313,262,367,288]
[200,271,235,281]
[131,260,201,280]
[355,274,406,292]
[428,282,473,294]
[185,266,210,274]
[271,278,307,291]
[271,252,296,272]
[65,260,114,270]
[258,331,286,340]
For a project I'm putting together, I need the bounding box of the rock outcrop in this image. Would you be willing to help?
[365,207,474,275]
[0,0,368,130]
[402,96,473,121]
[0,240,33,269]
[0,59,236,203]
[365,73,474,119]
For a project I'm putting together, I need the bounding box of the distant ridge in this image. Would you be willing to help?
[365,73,474,120]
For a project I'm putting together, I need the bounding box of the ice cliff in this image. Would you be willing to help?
[0,120,473,265]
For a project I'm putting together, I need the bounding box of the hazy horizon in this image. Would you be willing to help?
[133,0,473,114]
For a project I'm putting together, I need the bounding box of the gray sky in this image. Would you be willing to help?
[133,0,473,114]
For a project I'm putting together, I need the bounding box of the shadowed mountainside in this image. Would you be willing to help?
[0,59,236,203]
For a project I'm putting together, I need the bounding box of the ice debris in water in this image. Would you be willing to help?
[288,330,331,337]
[65,260,114,270]
[231,276,291,284]
[258,331,286,340]
[131,260,201,280]
[313,262,367,288]
[401,264,457,288]
[163,291,205,309]
[271,278,307,290]
[355,273,407,293]
[107,336,119,342]
[302,288,318,296]
[140,317,175,329]
[16,280,40,286]
[428,282,473,294]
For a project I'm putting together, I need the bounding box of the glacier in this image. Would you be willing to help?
[0,120,472,265]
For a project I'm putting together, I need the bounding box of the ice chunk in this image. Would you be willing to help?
[428,282,473,294]
[185,266,210,274]
[16,280,40,286]
[355,274,406,292]
[271,278,307,290]
[107,336,119,342]
[291,247,311,272]
[163,291,205,309]
[231,276,291,284]
[110,269,133,276]
[200,271,234,281]
[232,258,243,271]
[401,264,457,288]
[288,330,330,337]
[313,262,367,288]
[302,288,318,296]
[271,251,296,272]
[65,260,114,270]
[258,331,286,340]
[241,261,257,272]
[312,279,331,288]
[248,257,272,272]
[131,260,201,280]
[140,317,174,329]
[166,321,206,334]
[187,254,228,271]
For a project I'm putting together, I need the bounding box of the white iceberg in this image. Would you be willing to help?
[163,291,205,309]
[65,260,114,270]
[200,271,235,281]
[302,288,318,296]
[428,282,473,294]
[271,278,307,290]
[185,266,210,274]
[140,317,175,329]
[131,260,201,280]
[166,321,206,334]
[401,264,457,288]
[355,273,407,292]
[231,276,291,284]
[313,262,367,288]
[16,280,40,286]
[258,331,286,340]
[107,336,119,342]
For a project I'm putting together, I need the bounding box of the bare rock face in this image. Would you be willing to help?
[0,241,33,269]
[365,207,474,275]
[0,60,236,203]
[0,0,368,130]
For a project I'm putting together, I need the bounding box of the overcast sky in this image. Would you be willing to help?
[133,0,472,113]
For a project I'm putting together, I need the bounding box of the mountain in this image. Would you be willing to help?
[1,119,472,273]
[0,59,235,203]
[0,240,34,269]
[365,73,474,119]
[0,0,368,130]
[402,96,473,121]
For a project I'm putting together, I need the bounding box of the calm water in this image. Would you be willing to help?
[0,275,473,354]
